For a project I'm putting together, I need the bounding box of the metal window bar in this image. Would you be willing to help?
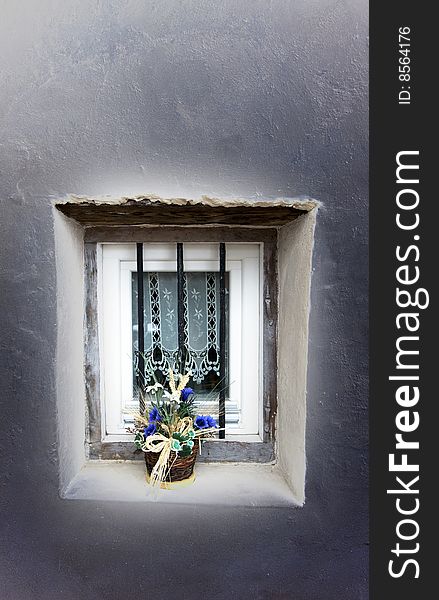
[136,242,146,414]
[176,243,186,372]
[219,242,226,439]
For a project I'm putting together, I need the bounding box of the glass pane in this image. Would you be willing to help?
[132,271,229,402]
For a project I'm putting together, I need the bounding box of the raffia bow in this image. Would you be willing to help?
[142,416,219,487]
[142,417,192,487]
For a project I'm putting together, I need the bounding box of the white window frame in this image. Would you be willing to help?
[99,243,263,440]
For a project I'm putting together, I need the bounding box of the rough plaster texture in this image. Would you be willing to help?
[56,194,316,226]
[0,1,368,598]
[57,193,317,210]
[278,212,317,504]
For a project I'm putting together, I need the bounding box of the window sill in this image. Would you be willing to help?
[102,433,264,443]
[62,461,300,507]
[89,439,274,462]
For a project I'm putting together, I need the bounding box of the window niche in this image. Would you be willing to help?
[54,195,317,505]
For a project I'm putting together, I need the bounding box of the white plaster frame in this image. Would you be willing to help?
[54,199,317,507]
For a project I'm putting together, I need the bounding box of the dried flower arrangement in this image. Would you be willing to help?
[130,370,220,488]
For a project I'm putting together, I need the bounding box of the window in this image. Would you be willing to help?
[101,243,262,439]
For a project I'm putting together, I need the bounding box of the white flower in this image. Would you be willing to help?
[145,382,163,394]
[163,390,180,403]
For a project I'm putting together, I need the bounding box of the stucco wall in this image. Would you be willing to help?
[0,1,368,598]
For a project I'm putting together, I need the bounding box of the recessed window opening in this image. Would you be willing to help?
[55,197,317,500]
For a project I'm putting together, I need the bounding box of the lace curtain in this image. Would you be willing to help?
[132,272,222,384]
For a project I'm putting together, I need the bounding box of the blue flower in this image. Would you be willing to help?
[206,415,218,428]
[148,407,161,422]
[144,423,157,437]
[194,415,208,429]
[181,387,194,402]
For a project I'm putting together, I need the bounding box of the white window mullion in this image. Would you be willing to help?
[102,254,124,435]
[237,255,260,435]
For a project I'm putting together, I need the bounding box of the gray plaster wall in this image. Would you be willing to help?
[0,2,368,599]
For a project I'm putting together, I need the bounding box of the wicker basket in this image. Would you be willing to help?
[144,438,199,484]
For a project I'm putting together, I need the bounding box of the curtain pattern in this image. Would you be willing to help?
[132,272,221,383]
